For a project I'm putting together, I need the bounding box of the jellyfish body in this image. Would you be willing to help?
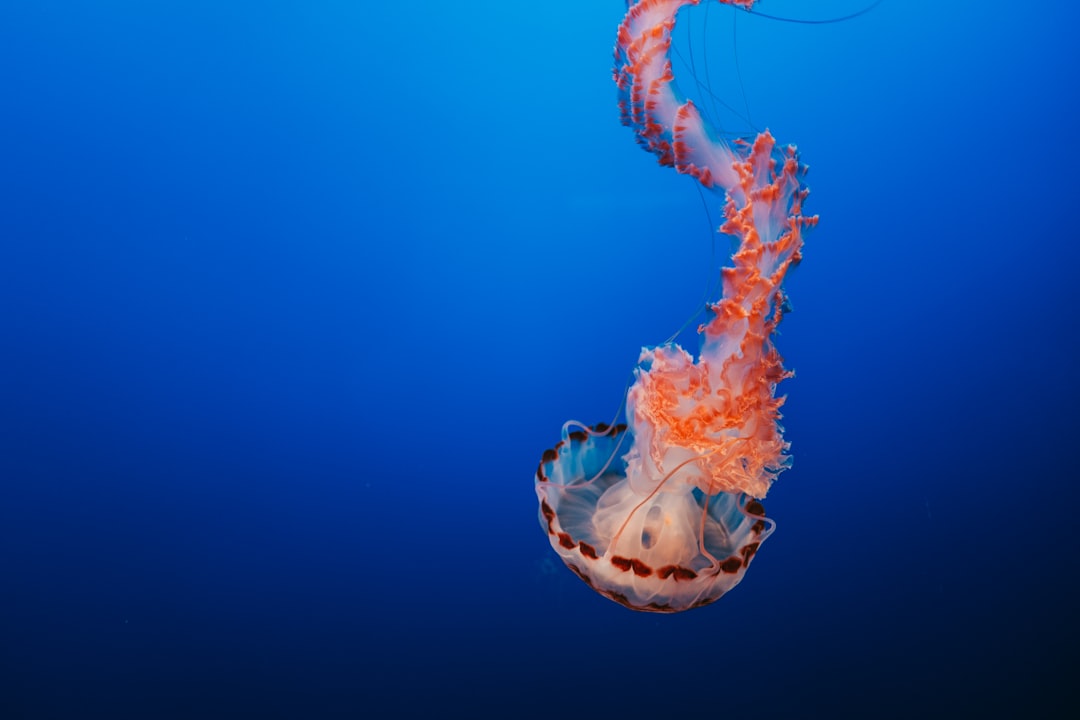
[536,0,816,612]
[537,424,774,612]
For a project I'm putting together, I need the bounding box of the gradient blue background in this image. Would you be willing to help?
[2,1,1078,717]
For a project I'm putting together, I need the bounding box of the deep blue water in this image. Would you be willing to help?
[2,1,1078,717]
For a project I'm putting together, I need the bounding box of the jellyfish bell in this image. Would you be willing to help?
[536,422,775,613]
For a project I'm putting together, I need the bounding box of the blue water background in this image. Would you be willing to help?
[2,1,1078,717]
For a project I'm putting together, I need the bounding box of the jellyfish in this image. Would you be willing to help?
[535,0,817,612]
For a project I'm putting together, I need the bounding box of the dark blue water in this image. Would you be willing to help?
[3,1,1077,717]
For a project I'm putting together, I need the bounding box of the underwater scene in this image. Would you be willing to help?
[2,1,1078,717]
